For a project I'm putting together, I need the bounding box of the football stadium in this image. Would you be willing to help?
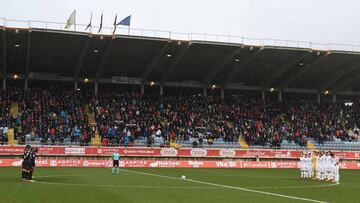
[1,1,360,203]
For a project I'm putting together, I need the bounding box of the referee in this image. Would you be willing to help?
[112,152,120,175]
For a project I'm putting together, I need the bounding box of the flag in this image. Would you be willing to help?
[117,15,131,26]
[98,12,103,33]
[85,12,92,31]
[112,14,117,34]
[65,10,76,29]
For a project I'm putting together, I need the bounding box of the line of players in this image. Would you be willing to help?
[21,145,38,182]
[300,151,339,182]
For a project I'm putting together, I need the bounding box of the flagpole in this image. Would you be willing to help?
[74,10,76,31]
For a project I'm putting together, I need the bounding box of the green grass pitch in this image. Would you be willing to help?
[0,167,359,203]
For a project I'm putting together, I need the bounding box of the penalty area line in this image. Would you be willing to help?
[122,169,329,203]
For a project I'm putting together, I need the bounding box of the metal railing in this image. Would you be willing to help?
[1,18,360,52]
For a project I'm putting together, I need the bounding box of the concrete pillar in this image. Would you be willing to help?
[24,78,28,91]
[203,87,207,97]
[94,82,98,96]
[278,91,282,102]
[141,84,144,95]
[221,88,224,101]
[74,81,78,90]
[317,93,321,104]
[332,94,337,103]
[160,85,164,96]
[261,90,265,101]
[2,78,6,90]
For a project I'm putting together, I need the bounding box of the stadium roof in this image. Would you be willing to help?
[1,18,360,95]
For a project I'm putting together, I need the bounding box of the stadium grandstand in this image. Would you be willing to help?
[0,18,360,152]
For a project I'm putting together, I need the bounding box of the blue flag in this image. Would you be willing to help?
[117,15,131,26]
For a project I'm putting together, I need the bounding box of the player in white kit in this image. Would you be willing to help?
[325,151,332,181]
[305,153,313,178]
[299,153,305,178]
[319,151,326,180]
[331,152,340,182]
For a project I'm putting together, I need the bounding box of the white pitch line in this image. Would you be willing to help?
[122,169,330,203]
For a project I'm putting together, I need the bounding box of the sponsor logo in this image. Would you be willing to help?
[123,149,156,155]
[243,151,266,157]
[149,161,181,168]
[242,162,269,168]
[50,160,57,167]
[11,160,23,166]
[188,161,204,168]
[83,161,89,167]
[274,151,292,158]
[97,149,103,154]
[65,148,85,154]
[355,153,360,158]
[190,148,207,157]
[215,161,237,168]
[219,149,235,157]
[160,148,178,156]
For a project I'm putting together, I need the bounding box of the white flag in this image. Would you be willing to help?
[65,10,76,29]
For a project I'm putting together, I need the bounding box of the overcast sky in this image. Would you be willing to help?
[1,0,359,45]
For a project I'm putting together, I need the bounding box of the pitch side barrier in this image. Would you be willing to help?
[1,146,360,169]
[1,159,360,169]
[1,146,360,160]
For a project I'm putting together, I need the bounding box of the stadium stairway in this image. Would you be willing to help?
[86,105,101,146]
[8,102,19,145]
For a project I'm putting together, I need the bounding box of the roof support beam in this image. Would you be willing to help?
[95,39,113,80]
[260,51,311,87]
[222,48,262,86]
[2,29,6,90]
[141,42,169,83]
[279,53,330,88]
[74,37,91,80]
[24,31,31,77]
[317,61,360,90]
[202,48,240,85]
[160,44,190,84]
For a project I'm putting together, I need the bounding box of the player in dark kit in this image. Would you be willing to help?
[21,145,31,180]
[26,147,38,182]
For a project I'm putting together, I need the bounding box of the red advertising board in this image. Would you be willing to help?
[1,159,360,169]
[1,146,360,159]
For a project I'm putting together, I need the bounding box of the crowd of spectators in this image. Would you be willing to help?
[92,92,360,148]
[14,87,93,145]
[0,90,11,144]
[0,85,359,148]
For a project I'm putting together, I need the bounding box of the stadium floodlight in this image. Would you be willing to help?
[13,74,18,79]
[166,54,172,57]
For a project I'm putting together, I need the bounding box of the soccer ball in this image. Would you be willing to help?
[181,175,186,180]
